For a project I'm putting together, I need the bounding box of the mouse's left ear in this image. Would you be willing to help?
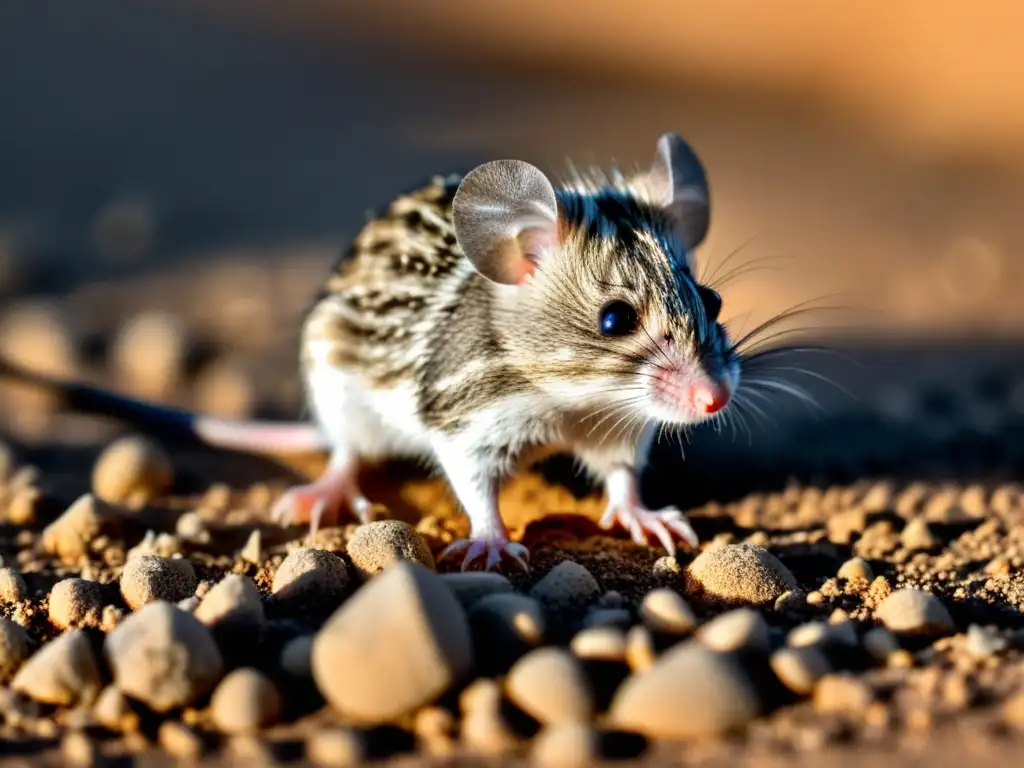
[645,132,711,250]
[452,159,559,285]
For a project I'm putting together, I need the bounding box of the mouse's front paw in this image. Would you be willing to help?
[438,534,530,573]
[599,501,699,555]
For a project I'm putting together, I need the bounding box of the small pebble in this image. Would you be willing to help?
[837,557,874,582]
[609,640,760,739]
[346,520,435,578]
[0,617,33,682]
[529,561,601,626]
[900,518,939,551]
[469,592,545,672]
[281,635,314,678]
[40,494,119,563]
[210,668,282,733]
[788,620,858,649]
[311,562,472,723]
[6,487,40,525]
[439,572,514,609]
[530,722,599,768]
[158,721,204,759]
[175,512,210,544]
[48,578,107,629]
[62,730,95,766]
[696,608,770,654]
[105,601,224,712]
[813,674,874,714]
[771,646,832,695]
[120,554,197,610]
[570,626,627,662]
[686,544,799,606]
[0,568,27,603]
[651,556,681,574]
[965,624,1008,658]
[92,434,174,507]
[193,574,265,632]
[875,588,955,637]
[306,727,365,766]
[581,607,632,630]
[506,647,595,725]
[639,588,697,634]
[11,629,102,706]
[240,529,261,565]
[862,627,900,662]
[93,686,137,732]
[111,311,188,399]
[625,625,657,672]
[272,547,350,608]
[414,706,458,756]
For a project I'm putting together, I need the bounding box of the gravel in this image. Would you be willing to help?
[91,434,174,507]
[193,573,265,632]
[11,629,101,706]
[272,547,350,609]
[875,588,956,637]
[345,519,435,578]
[105,601,224,712]
[609,641,761,739]
[697,608,771,654]
[639,588,698,634]
[686,544,799,606]
[310,561,472,723]
[505,647,595,725]
[0,568,27,603]
[210,668,282,733]
[0,617,33,683]
[47,578,107,630]
[120,554,197,610]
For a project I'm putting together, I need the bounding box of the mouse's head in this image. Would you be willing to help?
[452,132,739,432]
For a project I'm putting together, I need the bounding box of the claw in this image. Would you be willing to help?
[438,534,531,572]
[271,471,375,537]
[599,502,699,555]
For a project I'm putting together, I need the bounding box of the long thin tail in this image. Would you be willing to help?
[0,357,329,455]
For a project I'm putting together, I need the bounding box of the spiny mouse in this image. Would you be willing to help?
[0,132,740,572]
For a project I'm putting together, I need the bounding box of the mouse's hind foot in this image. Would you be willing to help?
[438,533,530,573]
[271,450,375,535]
[599,466,699,555]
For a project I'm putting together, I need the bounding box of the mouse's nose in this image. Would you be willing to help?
[689,380,731,414]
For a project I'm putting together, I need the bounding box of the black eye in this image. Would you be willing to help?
[697,286,722,323]
[598,300,639,337]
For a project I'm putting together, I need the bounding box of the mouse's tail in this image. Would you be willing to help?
[0,356,329,455]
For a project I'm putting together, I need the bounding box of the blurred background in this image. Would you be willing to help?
[1,0,1022,497]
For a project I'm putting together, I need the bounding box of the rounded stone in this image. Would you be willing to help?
[529,561,601,621]
[311,562,472,724]
[92,434,174,506]
[639,588,698,634]
[570,626,627,662]
[875,588,955,637]
[468,593,545,673]
[272,548,350,607]
[105,601,224,712]
[346,520,435,578]
[0,617,33,683]
[609,640,760,739]
[0,568,27,603]
[40,494,119,563]
[48,578,107,630]
[210,668,282,733]
[193,574,264,631]
[120,554,197,611]
[439,572,514,609]
[686,544,799,606]
[771,646,832,695]
[281,635,314,678]
[837,557,874,582]
[506,647,595,725]
[11,629,102,706]
[306,727,365,766]
[696,608,770,654]
[530,722,600,768]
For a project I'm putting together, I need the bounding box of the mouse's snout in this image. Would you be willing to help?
[688,378,732,415]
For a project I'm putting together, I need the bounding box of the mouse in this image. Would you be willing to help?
[0,132,740,572]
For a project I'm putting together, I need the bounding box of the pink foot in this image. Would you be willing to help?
[438,532,530,572]
[599,502,699,555]
[271,456,374,536]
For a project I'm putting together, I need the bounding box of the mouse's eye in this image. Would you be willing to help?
[598,300,639,337]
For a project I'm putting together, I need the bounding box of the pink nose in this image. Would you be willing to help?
[690,382,731,414]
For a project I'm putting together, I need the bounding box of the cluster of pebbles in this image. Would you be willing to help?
[0,433,1022,765]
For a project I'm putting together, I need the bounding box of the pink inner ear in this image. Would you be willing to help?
[515,226,558,284]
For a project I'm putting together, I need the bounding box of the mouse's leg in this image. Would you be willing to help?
[597,464,699,555]
[270,447,374,535]
[431,439,528,572]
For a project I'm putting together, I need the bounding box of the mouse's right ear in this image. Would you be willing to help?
[452,159,559,285]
